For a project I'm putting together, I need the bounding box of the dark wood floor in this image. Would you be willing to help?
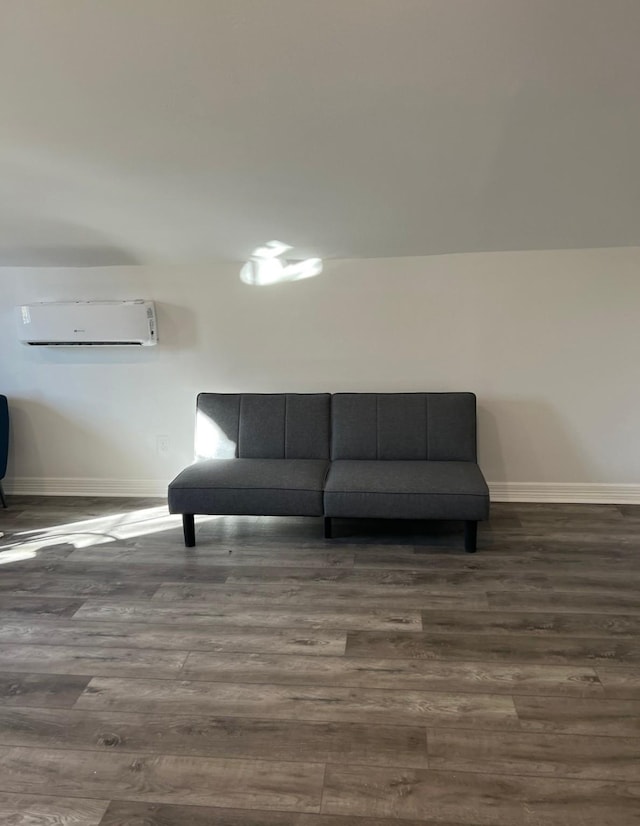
[0,497,639,825]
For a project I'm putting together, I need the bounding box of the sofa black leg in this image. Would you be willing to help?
[183,514,196,547]
[464,521,478,553]
[0,481,6,508]
[324,517,332,539]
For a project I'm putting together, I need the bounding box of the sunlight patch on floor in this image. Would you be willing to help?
[0,506,219,559]
[0,547,38,564]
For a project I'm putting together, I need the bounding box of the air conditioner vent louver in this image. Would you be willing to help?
[27,341,143,346]
[16,300,158,347]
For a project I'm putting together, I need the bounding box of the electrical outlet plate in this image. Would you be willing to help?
[156,435,170,454]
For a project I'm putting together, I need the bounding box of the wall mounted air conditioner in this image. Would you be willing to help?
[16,300,158,346]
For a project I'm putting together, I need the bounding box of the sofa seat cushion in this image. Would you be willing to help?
[324,460,490,521]
[168,459,329,516]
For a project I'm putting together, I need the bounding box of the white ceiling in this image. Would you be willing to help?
[1,0,639,266]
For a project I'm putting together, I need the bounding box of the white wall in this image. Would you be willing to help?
[1,247,639,499]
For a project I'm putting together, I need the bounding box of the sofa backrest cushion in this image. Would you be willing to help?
[196,393,331,460]
[331,393,477,462]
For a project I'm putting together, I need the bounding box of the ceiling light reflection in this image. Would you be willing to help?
[240,240,323,286]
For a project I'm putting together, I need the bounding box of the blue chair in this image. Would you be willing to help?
[0,395,8,507]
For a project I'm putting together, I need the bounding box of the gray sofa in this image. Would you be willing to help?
[168,392,490,552]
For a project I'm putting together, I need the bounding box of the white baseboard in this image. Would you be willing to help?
[4,478,167,498]
[4,477,640,504]
[489,482,640,505]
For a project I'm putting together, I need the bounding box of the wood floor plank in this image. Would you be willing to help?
[18,559,230,583]
[517,519,632,533]
[516,507,627,524]
[0,549,76,574]
[0,746,325,812]
[72,600,422,632]
[488,590,640,615]
[0,595,85,619]
[619,505,640,519]
[514,776,640,826]
[354,550,638,571]
[67,546,355,568]
[182,652,603,696]
[545,572,640,596]
[151,582,490,610]
[506,521,638,534]
[0,619,346,656]
[345,630,640,665]
[0,791,109,825]
[503,533,640,548]
[509,502,622,514]
[225,567,553,591]
[489,527,640,543]
[478,536,640,555]
[419,609,640,637]
[0,574,159,599]
[0,706,427,768]
[100,800,438,826]
[0,673,90,709]
[596,666,640,699]
[75,676,520,729]
[321,764,522,824]
[427,728,640,781]
[514,695,640,736]
[0,494,159,520]
[99,800,434,826]
[321,764,640,825]
[0,644,188,678]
